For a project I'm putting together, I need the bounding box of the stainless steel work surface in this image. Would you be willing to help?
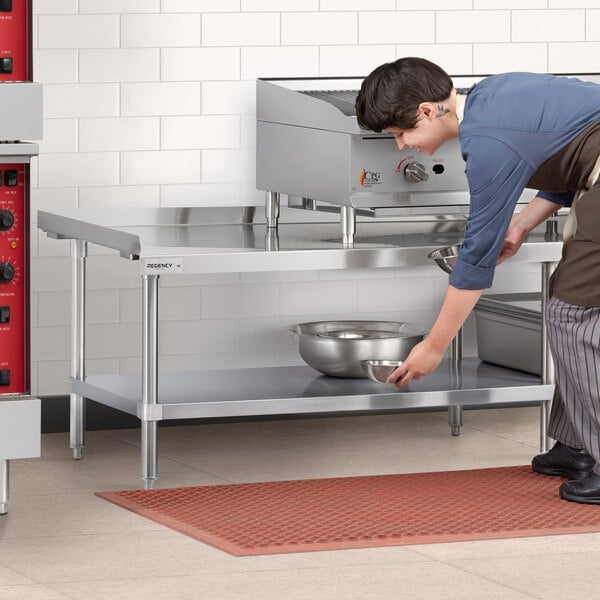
[72,360,550,421]
[37,207,562,274]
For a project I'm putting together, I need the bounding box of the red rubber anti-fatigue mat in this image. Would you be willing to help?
[96,466,600,556]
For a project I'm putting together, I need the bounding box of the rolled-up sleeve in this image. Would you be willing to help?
[537,190,574,206]
[449,135,535,290]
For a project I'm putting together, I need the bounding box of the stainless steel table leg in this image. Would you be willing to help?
[266,191,280,229]
[141,274,159,489]
[540,260,558,452]
[0,459,8,514]
[341,205,355,248]
[448,327,463,436]
[70,239,87,460]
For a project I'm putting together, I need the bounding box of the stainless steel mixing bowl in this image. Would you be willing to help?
[428,243,462,274]
[289,320,427,378]
[361,360,403,384]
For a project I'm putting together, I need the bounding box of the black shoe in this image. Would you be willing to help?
[531,442,595,480]
[560,472,600,504]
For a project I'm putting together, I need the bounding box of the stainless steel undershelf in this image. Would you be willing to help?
[72,360,551,421]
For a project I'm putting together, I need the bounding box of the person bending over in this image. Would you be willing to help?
[355,57,600,504]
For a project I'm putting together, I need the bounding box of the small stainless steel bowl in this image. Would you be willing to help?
[428,243,462,274]
[361,360,403,384]
[289,320,427,378]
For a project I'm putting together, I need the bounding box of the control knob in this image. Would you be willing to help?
[0,209,14,231]
[0,262,14,283]
[404,162,429,183]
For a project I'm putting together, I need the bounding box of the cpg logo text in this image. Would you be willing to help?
[359,169,381,187]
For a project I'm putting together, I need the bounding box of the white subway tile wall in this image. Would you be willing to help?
[473,43,548,74]
[38,118,78,154]
[359,12,434,45]
[587,10,600,39]
[37,15,119,48]
[80,49,160,83]
[436,11,511,44]
[162,48,241,81]
[42,83,119,118]
[120,13,202,48]
[512,9,586,42]
[30,4,600,394]
[80,117,160,152]
[78,185,160,209]
[33,49,78,83]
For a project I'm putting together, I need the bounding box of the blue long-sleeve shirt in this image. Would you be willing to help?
[450,72,600,290]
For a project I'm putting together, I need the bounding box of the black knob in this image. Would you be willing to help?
[404,162,429,183]
[0,262,14,283]
[0,209,14,231]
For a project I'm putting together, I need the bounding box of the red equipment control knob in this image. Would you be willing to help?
[0,262,14,283]
[0,209,14,231]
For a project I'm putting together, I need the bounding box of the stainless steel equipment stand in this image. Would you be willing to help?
[70,239,87,460]
[47,207,559,488]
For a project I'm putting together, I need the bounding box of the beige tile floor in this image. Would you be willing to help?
[2,407,600,600]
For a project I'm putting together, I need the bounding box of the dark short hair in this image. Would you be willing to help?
[355,57,453,132]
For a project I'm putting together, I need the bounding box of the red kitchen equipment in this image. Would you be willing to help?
[0,162,30,394]
[0,0,32,82]
[0,0,41,515]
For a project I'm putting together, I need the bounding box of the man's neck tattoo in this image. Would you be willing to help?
[436,104,450,118]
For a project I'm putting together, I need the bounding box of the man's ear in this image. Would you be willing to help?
[418,102,438,120]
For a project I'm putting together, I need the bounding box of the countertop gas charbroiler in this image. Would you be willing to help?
[256,73,600,246]
[0,0,42,514]
[256,76,482,246]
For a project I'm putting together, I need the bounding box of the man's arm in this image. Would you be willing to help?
[387,195,563,388]
[386,285,483,387]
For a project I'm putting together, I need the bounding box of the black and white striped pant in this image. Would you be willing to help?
[546,295,600,475]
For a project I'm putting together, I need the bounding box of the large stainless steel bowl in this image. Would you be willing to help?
[289,320,427,378]
[428,243,462,274]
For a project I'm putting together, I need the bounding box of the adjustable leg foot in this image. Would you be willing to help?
[448,405,463,436]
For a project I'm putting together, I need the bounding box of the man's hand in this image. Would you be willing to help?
[385,338,445,388]
[497,216,528,264]
[385,286,485,389]
[497,196,563,265]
